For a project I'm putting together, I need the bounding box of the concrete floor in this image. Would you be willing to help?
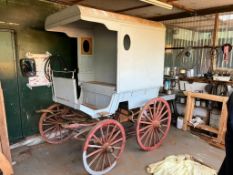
[12,127,225,175]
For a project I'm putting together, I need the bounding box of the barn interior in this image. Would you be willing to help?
[1,0,233,175]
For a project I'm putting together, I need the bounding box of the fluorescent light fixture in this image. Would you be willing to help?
[140,0,173,10]
[219,14,233,21]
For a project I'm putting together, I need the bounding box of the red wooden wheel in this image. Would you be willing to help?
[136,98,171,151]
[39,104,73,144]
[83,119,126,175]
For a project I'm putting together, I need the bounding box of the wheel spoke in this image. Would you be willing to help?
[153,101,157,117]
[152,128,156,146]
[100,127,105,141]
[161,124,168,128]
[87,148,103,158]
[43,123,53,126]
[139,125,151,132]
[111,152,117,159]
[92,134,102,144]
[160,117,169,123]
[149,128,154,147]
[158,127,165,136]
[140,121,152,125]
[143,111,152,121]
[109,130,121,143]
[58,126,62,140]
[140,127,152,141]
[112,146,121,150]
[106,152,112,167]
[155,129,161,142]
[47,126,58,139]
[107,125,117,142]
[47,112,63,119]
[159,110,168,120]
[44,126,56,134]
[88,144,102,148]
[102,153,106,171]
[110,138,123,146]
[149,107,153,120]
[89,152,102,167]
[155,101,162,116]
[144,128,152,146]
[157,104,166,119]
[94,153,102,171]
[153,128,158,144]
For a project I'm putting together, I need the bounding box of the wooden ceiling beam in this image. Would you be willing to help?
[152,4,233,21]
[116,0,194,13]
[47,0,85,5]
[115,4,151,12]
[168,1,194,12]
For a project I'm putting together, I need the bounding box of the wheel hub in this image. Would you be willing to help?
[102,143,114,153]
[152,120,160,128]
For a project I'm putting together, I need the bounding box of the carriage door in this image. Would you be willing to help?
[0,30,23,142]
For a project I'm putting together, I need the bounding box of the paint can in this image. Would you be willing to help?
[176,116,184,129]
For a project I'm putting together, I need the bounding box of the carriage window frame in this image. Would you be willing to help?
[81,37,93,55]
[123,34,131,51]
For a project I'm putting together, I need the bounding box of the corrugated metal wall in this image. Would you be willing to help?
[163,12,233,74]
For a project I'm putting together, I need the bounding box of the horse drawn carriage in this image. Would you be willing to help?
[39,5,171,175]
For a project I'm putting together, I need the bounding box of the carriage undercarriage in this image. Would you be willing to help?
[39,98,171,175]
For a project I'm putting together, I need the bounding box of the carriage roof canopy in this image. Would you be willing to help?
[45,5,166,93]
[45,5,165,32]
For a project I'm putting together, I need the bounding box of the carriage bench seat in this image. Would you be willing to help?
[82,81,116,109]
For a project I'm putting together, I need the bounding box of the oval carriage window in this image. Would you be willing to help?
[83,40,90,53]
[123,34,131,50]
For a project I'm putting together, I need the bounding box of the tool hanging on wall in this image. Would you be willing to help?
[44,54,69,81]
[176,47,193,77]
[20,58,36,77]
[222,43,232,61]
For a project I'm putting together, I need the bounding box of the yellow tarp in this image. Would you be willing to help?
[146,154,217,175]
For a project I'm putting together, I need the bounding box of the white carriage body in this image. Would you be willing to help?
[45,5,166,118]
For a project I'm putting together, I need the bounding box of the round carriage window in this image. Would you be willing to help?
[123,34,131,50]
[83,40,90,53]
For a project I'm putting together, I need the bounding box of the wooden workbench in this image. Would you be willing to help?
[183,91,228,148]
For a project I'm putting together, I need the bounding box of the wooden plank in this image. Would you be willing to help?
[169,1,194,13]
[217,99,228,144]
[0,139,3,152]
[212,13,219,71]
[0,152,13,175]
[183,91,192,131]
[180,77,233,85]
[115,4,151,12]
[0,83,12,163]
[188,123,219,134]
[152,4,233,21]
[187,92,228,103]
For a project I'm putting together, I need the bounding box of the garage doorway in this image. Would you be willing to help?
[0,30,23,142]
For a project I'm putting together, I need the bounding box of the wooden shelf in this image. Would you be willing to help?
[188,123,218,134]
[183,91,228,147]
[180,77,233,85]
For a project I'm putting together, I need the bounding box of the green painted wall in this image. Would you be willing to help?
[0,0,77,142]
